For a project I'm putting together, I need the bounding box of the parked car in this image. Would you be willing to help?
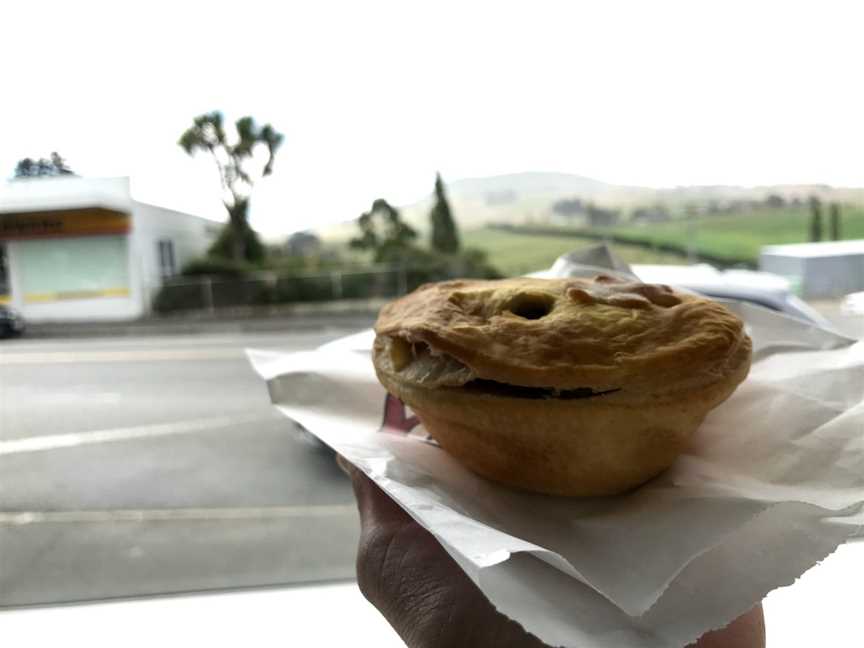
[842,291,864,316]
[629,263,831,327]
[543,249,831,327]
[0,305,25,338]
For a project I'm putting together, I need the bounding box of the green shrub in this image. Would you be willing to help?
[341,271,397,299]
[153,282,208,313]
[273,275,335,302]
[181,256,259,277]
[207,222,266,263]
[153,244,504,313]
[211,279,273,308]
[453,247,503,279]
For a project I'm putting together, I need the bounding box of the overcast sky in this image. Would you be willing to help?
[2,0,862,237]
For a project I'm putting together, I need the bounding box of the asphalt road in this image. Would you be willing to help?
[0,329,368,607]
[1,303,861,621]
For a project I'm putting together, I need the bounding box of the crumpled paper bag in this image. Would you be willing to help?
[250,251,863,648]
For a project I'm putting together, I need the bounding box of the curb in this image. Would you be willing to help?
[22,300,385,339]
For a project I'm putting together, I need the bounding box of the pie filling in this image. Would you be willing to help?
[386,336,620,400]
[460,379,620,400]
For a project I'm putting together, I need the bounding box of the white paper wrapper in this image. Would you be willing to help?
[250,253,864,648]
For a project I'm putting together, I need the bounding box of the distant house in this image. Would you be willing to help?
[285,231,322,256]
[0,176,217,322]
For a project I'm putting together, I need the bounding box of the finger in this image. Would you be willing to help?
[691,604,765,648]
[335,453,352,476]
[337,454,413,529]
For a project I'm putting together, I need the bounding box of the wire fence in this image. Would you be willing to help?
[150,265,435,314]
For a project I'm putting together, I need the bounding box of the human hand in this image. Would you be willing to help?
[340,455,548,647]
[340,456,765,648]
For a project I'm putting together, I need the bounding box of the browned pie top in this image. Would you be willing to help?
[373,275,751,393]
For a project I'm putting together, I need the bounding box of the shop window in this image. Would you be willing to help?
[17,236,130,302]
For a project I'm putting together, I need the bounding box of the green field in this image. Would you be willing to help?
[332,205,864,277]
[470,206,864,273]
[462,229,687,275]
[599,206,864,262]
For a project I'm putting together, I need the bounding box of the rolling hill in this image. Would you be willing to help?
[317,171,864,242]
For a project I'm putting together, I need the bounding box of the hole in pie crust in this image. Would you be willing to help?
[505,292,556,320]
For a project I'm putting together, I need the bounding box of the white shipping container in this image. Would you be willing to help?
[760,240,864,299]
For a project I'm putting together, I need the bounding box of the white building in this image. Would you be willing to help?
[760,240,864,299]
[0,177,219,322]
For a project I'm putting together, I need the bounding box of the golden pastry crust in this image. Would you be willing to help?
[375,275,749,395]
[372,275,752,496]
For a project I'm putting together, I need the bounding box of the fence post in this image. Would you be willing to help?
[331,270,343,300]
[397,263,408,295]
[202,277,215,314]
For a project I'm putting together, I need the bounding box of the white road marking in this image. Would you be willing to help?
[0,348,244,364]
[0,332,332,352]
[0,414,281,455]
[0,505,357,525]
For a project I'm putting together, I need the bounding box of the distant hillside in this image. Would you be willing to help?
[318,172,651,241]
[398,172,655,231]
[317,171,864,242]
[445,171,618,200]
